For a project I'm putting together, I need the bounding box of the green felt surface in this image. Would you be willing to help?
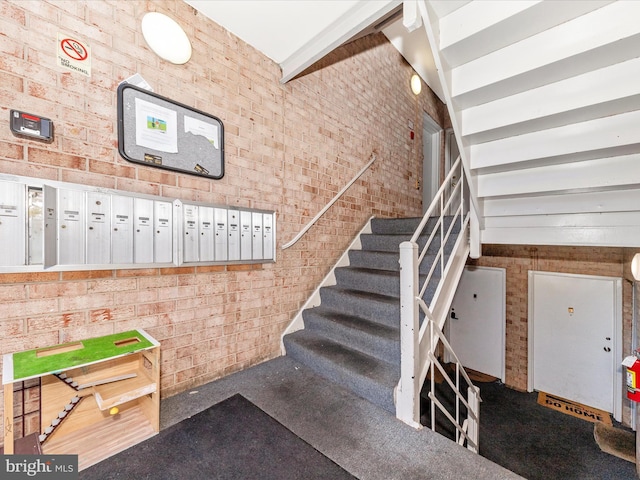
[12,330,155,381]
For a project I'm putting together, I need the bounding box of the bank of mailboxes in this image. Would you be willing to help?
[179,203,274,264]
[0,179,275,269]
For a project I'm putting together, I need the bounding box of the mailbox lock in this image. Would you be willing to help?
[96,200,101,205]
[114,228,118,231]
[89,226,94,230]
[61,225,66,229]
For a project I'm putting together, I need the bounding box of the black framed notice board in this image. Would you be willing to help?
[117,83,224,179]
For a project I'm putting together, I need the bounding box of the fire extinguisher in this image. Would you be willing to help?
[623,352,640,401]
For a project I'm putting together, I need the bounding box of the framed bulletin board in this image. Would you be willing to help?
[117,83,224,179]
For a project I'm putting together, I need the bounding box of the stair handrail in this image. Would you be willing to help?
[397,154,481,452]
[282,153,376,250]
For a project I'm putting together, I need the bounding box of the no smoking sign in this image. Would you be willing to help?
[57,32,91,77]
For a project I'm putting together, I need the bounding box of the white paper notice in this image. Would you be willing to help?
[184,115,219,149]
[135,98,178,153]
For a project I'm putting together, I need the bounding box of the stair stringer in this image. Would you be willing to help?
[280,216,374,354]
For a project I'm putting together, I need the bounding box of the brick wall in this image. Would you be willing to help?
[0,0,443,432]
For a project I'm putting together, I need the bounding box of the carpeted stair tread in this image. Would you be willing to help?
[319,287,400,328]
[303,307,399,363]
[334,266,440,301]
[370,217,423,235]
[348,249,438,274]
[283,215,462,417]
[283,329,397,413]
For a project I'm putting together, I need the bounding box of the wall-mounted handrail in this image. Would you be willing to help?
[282,153,376,250]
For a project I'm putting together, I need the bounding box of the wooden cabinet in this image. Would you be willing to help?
[3,329,160,470]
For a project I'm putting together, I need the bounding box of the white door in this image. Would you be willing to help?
[529,271,622,417]
[422,114,441,214]
[448,266,506,380]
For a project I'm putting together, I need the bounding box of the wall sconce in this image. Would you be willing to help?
[632,253,640,281]
[410,74,422,95]
[141,12,192,64]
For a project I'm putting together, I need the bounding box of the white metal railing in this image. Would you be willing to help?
[396,156,481,452]
[282,153,376,250]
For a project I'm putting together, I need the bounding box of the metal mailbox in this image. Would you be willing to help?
[111,195,134,264]
[214,208,228,262]
[0,181,26,266]
[227,210,240,261]
[86,192,111,265]
[198,206,214,262]
[154,200,173,263]
[134,198,154,264]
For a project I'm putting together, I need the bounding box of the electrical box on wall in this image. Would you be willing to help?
[0,174,275,272]
[10,110,54,142]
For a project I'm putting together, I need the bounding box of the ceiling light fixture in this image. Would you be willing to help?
[141,12,192,64]
[411,74,422,95]
[632,253,640,281]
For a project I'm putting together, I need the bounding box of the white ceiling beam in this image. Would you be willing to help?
[462,57,640,144]
[470,110,640,172]
[279,1,400,83]
[484,189,640,218]
[477,153,640,198]
[451,1,640,107]
[481,224,640,248]
[440,0,612,69]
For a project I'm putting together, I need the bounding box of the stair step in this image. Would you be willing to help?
[283,330,398,413]
[303,307,399,364]
[348,249,438,274]
[334,266,441,301]
[370,217,423,235]
[318,287,400,328]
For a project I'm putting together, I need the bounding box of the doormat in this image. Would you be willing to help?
[465,368,497,384]
[537,392,612,426]
[594,422,635,463]
[81,394,355,479]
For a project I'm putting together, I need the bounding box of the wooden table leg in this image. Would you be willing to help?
[4,383,14,454]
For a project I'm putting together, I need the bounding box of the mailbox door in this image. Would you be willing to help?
[154,200,173,263]
[214,208,228,262]
[183,204,199,263]
[111,195,134,264]
[0,181,26,266]
[86,192,111,265]
[199,206,214,262]
[134,198,154,264]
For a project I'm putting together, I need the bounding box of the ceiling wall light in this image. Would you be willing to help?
[141,12,192,64]
[632,253,640,281]
[411,74,422,95]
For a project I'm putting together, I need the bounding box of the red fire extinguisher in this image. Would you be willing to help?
[623,353,640,401]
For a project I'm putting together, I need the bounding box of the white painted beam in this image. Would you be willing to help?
[485,211,640,229]
[440,1,613,68]
[450,1,640,108]
[280,0,400,83]
[462,57,640,144]
[470,110,640,172]
[484,189,640,218]
[477,153,640,198]
[481,224,640,248]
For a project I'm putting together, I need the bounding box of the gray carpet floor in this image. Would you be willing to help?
[159,356,521,480]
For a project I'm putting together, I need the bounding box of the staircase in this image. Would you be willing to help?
[418,0,640,251]
[283,216,459,414]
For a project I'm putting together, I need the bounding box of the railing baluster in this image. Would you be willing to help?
[397,155,481,452]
